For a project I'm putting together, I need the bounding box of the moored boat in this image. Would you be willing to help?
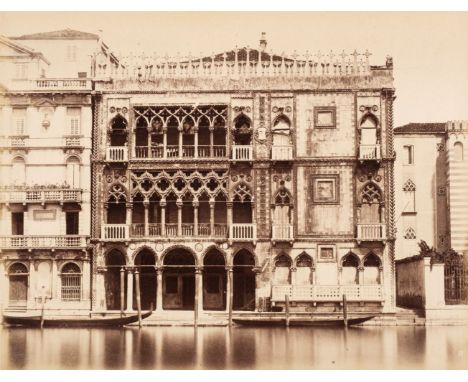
[232,315,375,327]
[2,310,152,328]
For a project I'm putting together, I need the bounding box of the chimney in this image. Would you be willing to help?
[259,32,267,52]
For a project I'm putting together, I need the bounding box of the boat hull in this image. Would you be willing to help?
[3,311,152,328]
[232,315,375,327]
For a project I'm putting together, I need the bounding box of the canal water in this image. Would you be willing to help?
[0,325,467,370]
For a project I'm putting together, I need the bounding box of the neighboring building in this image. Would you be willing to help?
[91,35,396,319]
[10,28,116,79]
[0,34,94,314]
[394,121,468,260]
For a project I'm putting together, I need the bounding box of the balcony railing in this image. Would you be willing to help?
[198,145,227,158]
[271,284,383,302]
[101,224,129,240]
[130,223,228,238]
[134,145,228,159]
[0,235,87,249]
[64,135,83,147]
[106,147,128,162]
[230,223,257,241]
[232,145,253,161]
[359,144,381,161]
[9,78,92,91]
[271,146,293,161]
[1,189,82,204]
[165,223,178,237]
[272,224,294,241]
[356,224,386,241]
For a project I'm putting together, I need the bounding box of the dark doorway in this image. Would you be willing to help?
[105,250,127,310]
[233,249,256,311]
[133,249,156,310]
[163,249,195,310]
[11,212,24,235]
[203,249,226,310]
[8,263,28,305]
[66,212,79,235]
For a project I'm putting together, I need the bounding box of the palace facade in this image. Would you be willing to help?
[91,35,396,319]
[1,30,397,320]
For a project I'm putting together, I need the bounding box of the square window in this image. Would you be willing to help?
[314,107,336,128]
[311,175,339,204]
[318,245,336,262]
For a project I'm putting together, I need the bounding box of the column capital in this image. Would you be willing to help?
[358,266,365,272]
[160,199,167,207]
[125,202,133,209]
[290,267,297,272]
[195,266,203,274]
[176,199,183,208]
[192,200,199,208]
[226,201,233,208]
[143,200,150,207]
[225,265,233,272]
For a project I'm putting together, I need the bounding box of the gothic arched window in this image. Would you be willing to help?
[402,179,416,213]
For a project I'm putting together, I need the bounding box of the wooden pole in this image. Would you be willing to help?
[120,267,125,318]
[228,268,233,326]
[40,293,45,329]
[285,294,290,327]
[194,268,200,328]
[135,270,142,328]
[343,294,348,328]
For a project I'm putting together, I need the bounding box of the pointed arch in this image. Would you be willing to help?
[273,252,292,285]
[359,112,379,128]
[360,182,383,204]
[363,252,381,284]
[341,252,359,285]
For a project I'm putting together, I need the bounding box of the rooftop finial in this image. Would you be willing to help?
[259,32,267,52]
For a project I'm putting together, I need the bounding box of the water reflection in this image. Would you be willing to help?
[1,325,467,370]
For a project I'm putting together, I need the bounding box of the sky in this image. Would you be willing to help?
[1,11,468,127]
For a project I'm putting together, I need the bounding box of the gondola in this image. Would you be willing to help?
[2,310,152,328]
[232,315,375,327]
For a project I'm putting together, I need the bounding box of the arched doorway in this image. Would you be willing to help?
[233,249,256,311]
[273,253,292,285]
[8,263,28,305]
[203,249,226,310]
[133,249,157,310]
[163,248,195,310]
[363,253,382,284]
[342,253,359,285]
[105,250,127,310]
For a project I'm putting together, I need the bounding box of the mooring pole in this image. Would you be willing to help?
[285,294,290,327]
[120,267,125,318]
[343,294,348,328]
[194,267,201,328]
[228,267,233,326]
[135,269,142,328]
[40,292,45,329]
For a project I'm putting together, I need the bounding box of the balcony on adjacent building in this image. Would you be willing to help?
[271,284,383,303]
[359,144,381,161]
[106,146,128,162]
[0,188,82,205]
[272,224,294,242]
[232,145,253,161]
[356,224,386,242]
[271,146,293,161]
[229,223,257,242]
[9,78,92,92]
[0,235,87,250]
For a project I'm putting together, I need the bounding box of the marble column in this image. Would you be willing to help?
[126,269,134,312]
[156,267,163,312]
[143,200,149,237]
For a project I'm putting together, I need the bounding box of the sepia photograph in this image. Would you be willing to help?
[0,5,468,376]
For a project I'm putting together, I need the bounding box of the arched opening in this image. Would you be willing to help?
[232,184,253,224]
[133,249,156,310]
[203,249,226,310]
[342,253,359,285]
[11,156,26,185]
[233,249,256,311]
[198,191,210,236]
[8,263,28,305]
[233,113,252,145]
[198,115,211,157]
[149,193,162,236]
[182,116,195,157]
[66,156,80,188]
[109,114,128,147]
[213,115,227,157]
[60,262,81,301]
[360,182,383,224]
[273,185,292,238]
[273,253,292,285]
[272,115,291,149]
[165,192,178,237]
[166,115,179,157]
[402,179,416,213]
[107,184,127,224]
[181,192,194,235]
[296,253,313,285]
[131,193,145,236]
[105,250,127,310]
[364,253,381,284]
[454,142,464,161]
[163,249,196,310]
[359,113,379,145]
[214,193,228,237]
[134,115,149,158]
